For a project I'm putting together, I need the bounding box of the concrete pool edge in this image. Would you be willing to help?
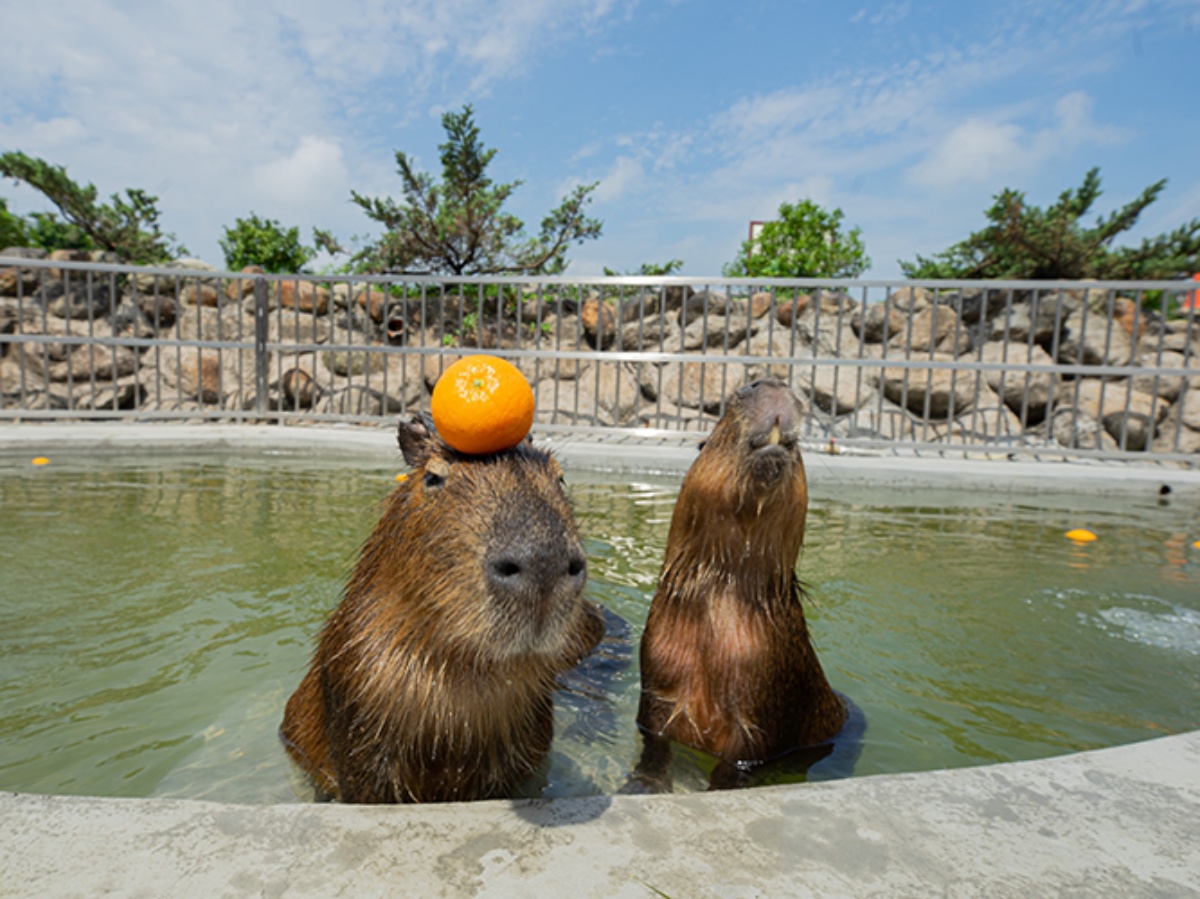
[2,422,1199,896]
[3,732,1198,896]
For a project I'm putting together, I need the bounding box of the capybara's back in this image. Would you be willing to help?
[281,414,603,803]
[637,379,847,774]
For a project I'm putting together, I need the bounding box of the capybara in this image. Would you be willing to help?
[281,413,604,803]
[635,378,849,788]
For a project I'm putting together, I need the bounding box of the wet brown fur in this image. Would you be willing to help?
[637,379,847,764]
[281,415,603,803]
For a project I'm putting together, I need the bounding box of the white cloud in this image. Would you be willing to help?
[253,137,349,210]
[907,91,1128,190]
[592,156,644,203]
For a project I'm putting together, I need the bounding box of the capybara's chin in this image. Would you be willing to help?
[280,413,604,804]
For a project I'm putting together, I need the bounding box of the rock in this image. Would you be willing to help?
[279,280,331,315]
[317,385,401,417]
[748,292,775,320]
[580,298,616,349]
[181,284,221,308]
[77,377,145,412]
[47,345,140,382]
[1047,408,1120,452]
[34,280,117,320]
[885,286,933,312]
[1069,379,1167,451]
[535,361,642,427]
[269,312,331,346]
[774,294,810,329]
[840,401,920,442]
[1132,350,1193,403]
[280,367,320,409]
[795,364,871,415]
[1056,307,1135,368]
[979,341,1057,421]
[852,304,905,344]
[742,328,796,382]
[879,356,978,419]
[355,287,391,324]
[137,293,178,330]
[930,388,1023,444]
[0,259,46,296]
[635,398,718,431]
[619,312,681,352]
[990,295,1061,345]
[679,312,758,352]
[1152,415,1200,454]
[170,349,224,404]
[321,349,387,378]
[644,360,747,414]
[132,259,219,294]
[178,307,257,344]
[1174,387,1200,432]
[892,305,970,356]
[224,266,265,302]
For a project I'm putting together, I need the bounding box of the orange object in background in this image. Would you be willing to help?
[1183,273,1200,312]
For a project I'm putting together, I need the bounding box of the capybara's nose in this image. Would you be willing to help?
[487,544,587,602]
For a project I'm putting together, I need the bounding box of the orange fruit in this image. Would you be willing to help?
[431,354,535,455]
[1065,528,1098,544]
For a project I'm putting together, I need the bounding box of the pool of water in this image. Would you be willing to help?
[1,447,1197,802]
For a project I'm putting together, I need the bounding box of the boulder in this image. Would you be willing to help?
[852,304,905,344]
[979,341,1057,421]
[1056,307,1135,368]
[619,312,681,352]
[879,356,978,419]
[279,280,331,315]
[644,360,747,414]
[1068,379,1167,451]
[580,298,616,349]
[224,266,266,302]
[795,364,871,415]
[892,305,970,356]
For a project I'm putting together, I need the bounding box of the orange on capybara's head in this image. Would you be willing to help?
[280,413,602,803]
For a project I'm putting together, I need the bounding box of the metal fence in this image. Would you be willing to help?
[1,253,1198,465]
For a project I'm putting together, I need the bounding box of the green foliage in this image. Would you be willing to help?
[220,213,314,273]
[0,197,28,248]
[724,200,870,279]
[25,211,96,252]
[317,105,602,275]
[603,259,684,276]
[901,168,1200,280]
[0,151,185,263]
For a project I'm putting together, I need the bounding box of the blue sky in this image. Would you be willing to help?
[1,0,1198,277]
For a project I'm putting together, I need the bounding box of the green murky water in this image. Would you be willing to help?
[1,448,1197,801]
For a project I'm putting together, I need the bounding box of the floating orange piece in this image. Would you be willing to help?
[1065,528,1098,543]
[395,473,408,482]
[31,456,50,466]
[431,355,535,455]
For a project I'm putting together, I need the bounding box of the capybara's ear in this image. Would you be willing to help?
[397,413,437,467]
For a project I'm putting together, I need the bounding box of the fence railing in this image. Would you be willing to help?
[1,253,1198,464]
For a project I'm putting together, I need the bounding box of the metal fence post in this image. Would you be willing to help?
[254,277,268,417]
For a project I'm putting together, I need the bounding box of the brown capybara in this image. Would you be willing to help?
[281,413,604,803]
[635,378,848,788]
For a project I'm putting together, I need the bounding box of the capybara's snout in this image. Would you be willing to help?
[737,379,804,450]
[485,501,589,652]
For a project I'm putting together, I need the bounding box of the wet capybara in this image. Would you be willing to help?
[635,378,849,788]
[280,414,604,803]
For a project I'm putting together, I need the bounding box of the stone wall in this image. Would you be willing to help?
[2,249,1198,456]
